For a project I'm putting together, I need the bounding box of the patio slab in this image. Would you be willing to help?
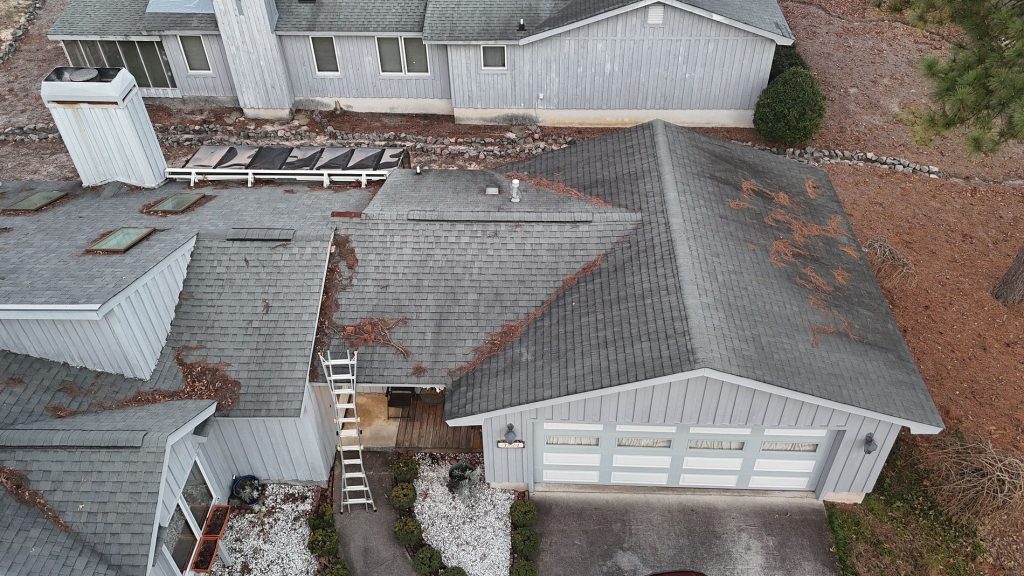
[356,393,398,448]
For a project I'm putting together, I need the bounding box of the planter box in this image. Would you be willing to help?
[203,504,231,538]
[191,536,219,574]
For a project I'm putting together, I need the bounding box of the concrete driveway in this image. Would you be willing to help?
[534,492,838,576]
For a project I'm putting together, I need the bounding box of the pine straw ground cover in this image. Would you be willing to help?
[212,484,320,576]
[413,454,514,576]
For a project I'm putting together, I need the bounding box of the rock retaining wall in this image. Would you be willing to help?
[0,0,44,66]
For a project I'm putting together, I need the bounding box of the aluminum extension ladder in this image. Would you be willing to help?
[320,350,376,513]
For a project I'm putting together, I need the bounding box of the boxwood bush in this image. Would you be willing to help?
[440,568,468,576]
[390,482,417,511]
[320,559,350,576]
[754,68,827,145]
[412,545,443,575]
[512,526,541,559]
[769,44,808,81]
[307,527,340,558]
[509,499,538,528]
[307,503,334,532]
[393,516,423,547]
[510,559,539,576]
[392,457,420,483]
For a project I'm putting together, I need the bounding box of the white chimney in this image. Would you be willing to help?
[510,178,521,203]
[41,67,167,188]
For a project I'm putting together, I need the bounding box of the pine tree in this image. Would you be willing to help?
[905,0,1024,153]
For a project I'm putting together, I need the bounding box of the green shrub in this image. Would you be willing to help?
[510,559,539,576]
[769,44,808,82]
[754,68,827,145]
[390,482,417,511]
[440,568,468,576]
[307,527,340,558]
[512,526,541,559]
[393,516,423,547]
[509,499,538,528]
[307,503,334,532]
[392,457,420,483]
[412,545,443,575]
[319,559,350,576]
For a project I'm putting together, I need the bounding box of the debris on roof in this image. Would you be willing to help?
[0,466,71,532]
[311,234,356,380]
[341,317,412,358]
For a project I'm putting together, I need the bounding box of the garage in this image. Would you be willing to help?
[535,422,835,491]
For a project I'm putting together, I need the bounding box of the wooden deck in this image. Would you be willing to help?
[396,399,483,451]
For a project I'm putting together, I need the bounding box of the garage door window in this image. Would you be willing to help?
[616,437,671,448]
[546,435,599,446]
[688,440,745,450]
[761,441,819,452]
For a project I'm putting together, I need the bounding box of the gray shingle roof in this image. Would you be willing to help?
[49,0,217,36]
[0,401,211,576]
[275,0,428,33]
[444,121,941,429]
[422,0,793,42]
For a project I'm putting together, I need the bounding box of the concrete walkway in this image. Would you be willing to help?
[333,451,417,576]
[534,491,839,576]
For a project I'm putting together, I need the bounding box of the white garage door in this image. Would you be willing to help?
[535,422,834,491]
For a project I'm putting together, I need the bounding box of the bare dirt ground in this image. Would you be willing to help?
[0,0,33,43]
[830,164,1024,574]
[0,0,66,128]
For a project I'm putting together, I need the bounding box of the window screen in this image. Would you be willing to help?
[377,37,403,73]
[688,439,745,450]
[482,45,506,69]
[65,41,87,66]
[761,442,820,452]
[617,437,672,448]
[100,41,125,68]
[546,435,600,446]
[180,36,210,72]
[311,37,339,73]
[402,37,428,73]
[138,41,171,88]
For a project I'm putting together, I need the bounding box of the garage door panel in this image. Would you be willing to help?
[611,471,669,485]
[753,459,816,473]
[680,473,739,487]
[682,456,744,471]
[613,454,672,468]
[543,469,600,483]
[543,453,601,466]
[748,476,811,489]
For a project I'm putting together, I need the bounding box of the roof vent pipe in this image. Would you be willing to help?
[510,179,521,203]
[518,18,526,31]
[415,165,422,175]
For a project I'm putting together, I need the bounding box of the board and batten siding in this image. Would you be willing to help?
[211,0,293,111]
[0,239,194,379]
[161,33,236,98]
[447,5,774,112]
[482,374,900,499]
[158,434,200,525]
[200,384,335,485]
[281,36,452,102]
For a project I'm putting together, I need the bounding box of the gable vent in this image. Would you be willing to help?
[647,4,665,25]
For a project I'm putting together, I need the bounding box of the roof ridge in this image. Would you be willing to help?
[651,120,708,368]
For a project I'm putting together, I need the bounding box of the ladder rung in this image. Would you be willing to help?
[333,388,355,395]
[343,471,366,479]
[336,403,356,410]
[342,458,363,465]
[344,498,374,505]
[339,429,360,438]
[336,417,359,424]
[339,444,362,451]
[343,486,369,492]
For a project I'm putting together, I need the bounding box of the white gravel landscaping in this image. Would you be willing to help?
[413,454,515,576]
[212,483,320,576]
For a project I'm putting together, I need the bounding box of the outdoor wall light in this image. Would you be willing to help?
[504,423,518,443]
[863,432,878,454]
[497,423,525,449]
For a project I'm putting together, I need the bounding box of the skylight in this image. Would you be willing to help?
[88,227,155,253]
[149,192,205,213]
[4,190,67,212]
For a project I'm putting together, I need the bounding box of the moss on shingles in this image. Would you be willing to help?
[825,438,985,576]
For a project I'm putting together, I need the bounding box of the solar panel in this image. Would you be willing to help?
[4,190,67,211]
[149,192,204,213]
[88,227,155,253]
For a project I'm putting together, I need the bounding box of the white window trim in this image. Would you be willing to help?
[375,35,430,77]
[178,35,212,75]
[309,35,341,77]
[480,44,507,71]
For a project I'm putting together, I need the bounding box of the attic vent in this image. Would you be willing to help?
[226,228,295,242]
[3,190,67,212]
[647,4,665,25]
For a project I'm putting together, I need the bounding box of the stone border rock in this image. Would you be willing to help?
[0,0,45,66]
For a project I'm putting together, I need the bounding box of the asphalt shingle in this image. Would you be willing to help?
[274,0,428,33]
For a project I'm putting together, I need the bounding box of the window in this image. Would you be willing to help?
[160,504,198,573]
[63,39,176,89]
[87,227,155,253]
[149,192,204,213]
[761,441,820,452]
[179,36,211,73]
[481,45,506,70]
[546,435,600,446]
[616,437,672,448]
[181,463,214,528]
[4,190,66,211]
[688,440,746,450]
[647,4,665,25]
[376,36,429,75]
[310,36,339,74]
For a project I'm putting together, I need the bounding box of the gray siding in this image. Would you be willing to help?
[0,240,192,379]
[201,384,333,484]
[447,5,774,111]
[281,35,451,100]
[159,435,199,525]
[482,375,901,498]
[211,0,293,109]
[161,33,236,98]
